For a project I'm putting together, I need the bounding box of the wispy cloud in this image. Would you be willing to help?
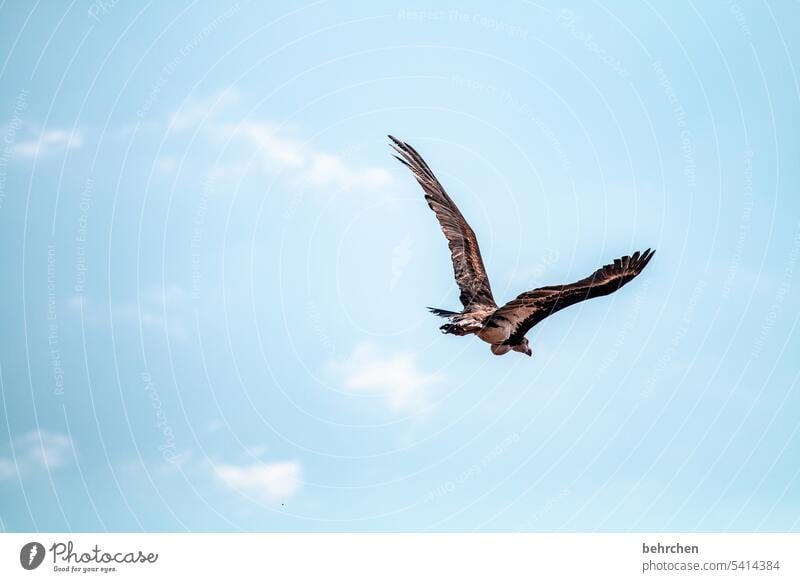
[303,152,390,190]
[0,430,74,479]
[328,342,443,414]
[159,89,391,193]
[214,461,302,502]
[71,284,190,340]
[0,459,16,479]
[112,284,189,339]
[168,88,239,134]
[222,122,304,168]
[13,129,83,159]
[221,122,391,192]
[154,155,179,175]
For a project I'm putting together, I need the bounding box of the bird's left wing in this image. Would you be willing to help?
[389,135,497,311]
[487,249,655,344]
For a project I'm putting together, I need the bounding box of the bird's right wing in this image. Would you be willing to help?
[488,249,655,344]
[389,135,497,310]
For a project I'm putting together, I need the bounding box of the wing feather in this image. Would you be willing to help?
[489,249,655,344]
[389,135,496,310]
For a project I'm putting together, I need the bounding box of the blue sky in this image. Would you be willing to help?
[0,0,798,532]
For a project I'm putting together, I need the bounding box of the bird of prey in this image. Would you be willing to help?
[389,135,654,357]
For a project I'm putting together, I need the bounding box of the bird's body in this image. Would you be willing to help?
[477,316,514,345]
[389,135,655,357]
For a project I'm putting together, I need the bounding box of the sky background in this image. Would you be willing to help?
[0,0,798,532]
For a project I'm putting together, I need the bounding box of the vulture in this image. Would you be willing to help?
[389,135,654,357]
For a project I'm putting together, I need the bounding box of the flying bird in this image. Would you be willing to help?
[389,135,654,357]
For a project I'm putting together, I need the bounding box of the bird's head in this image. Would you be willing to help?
[512,338,532,357]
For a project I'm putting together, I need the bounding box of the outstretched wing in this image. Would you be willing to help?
[389,135,496,310]
[488,249,655,344]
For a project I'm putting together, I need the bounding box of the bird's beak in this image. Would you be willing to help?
[525,347,532,357]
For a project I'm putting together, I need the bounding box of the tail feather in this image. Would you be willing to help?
[428,307,459,318]
[430,308,482,336]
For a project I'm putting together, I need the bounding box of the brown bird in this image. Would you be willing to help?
[389,135,654,357]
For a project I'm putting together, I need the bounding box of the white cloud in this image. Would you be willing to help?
[0,430,74,479]
[214,461,302,502]
[67,295,86,311]
[168,88,239,134]
[13,129,83,159]
[147,283,186,306]
[15,431,72,468]
[221,122,391,192]
[204,419,224,433]
[0,459,16,479]
[154,155,179,174]
[303,152,391,190]
[160,90,391,193]
[111,284,189,339]
[328,342,443,414]
[222,122,305,169]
